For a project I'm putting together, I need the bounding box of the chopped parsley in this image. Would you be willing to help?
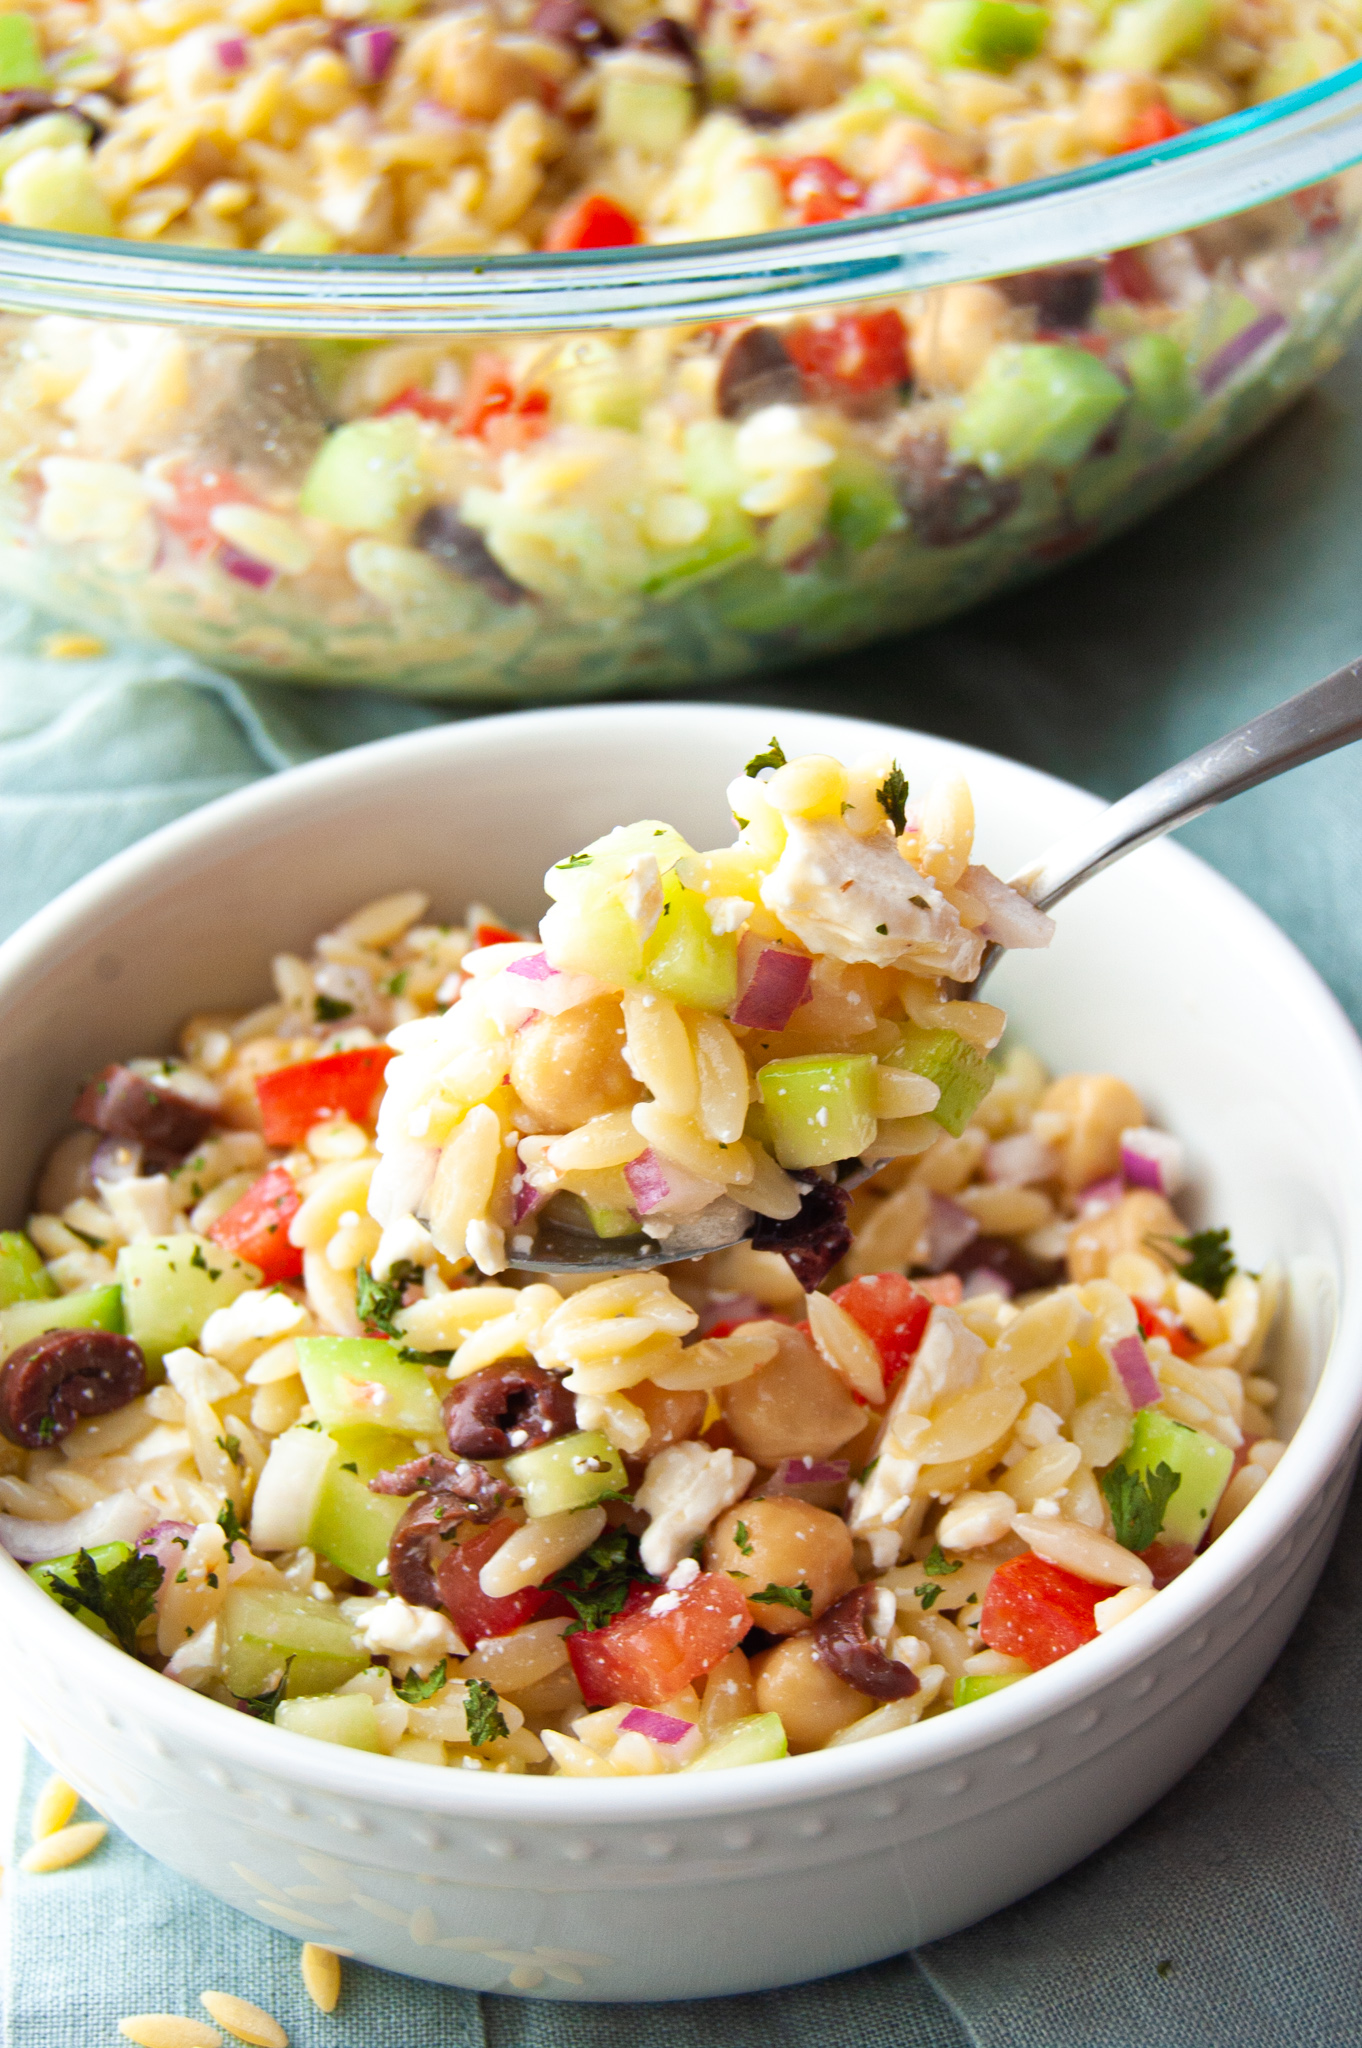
[751,1581,813,1617]
[355,1259,420,1339]
[1101,1459,1182,1553]
[215,1433,243,1470]
[233,1658,293,1723]
[464,1677,509,1748]
[549,1525,647,1635]
[188,1243,222,1279]
[875,923,888,935]
[744,737,787,778]
[36,1416,54,1446]
[384,969,409,998]
[733,1521,754,1557]
[217,1500,245,1550]
[913,1581,943,1610]
[923,1543,962,1579]
[314,994,353,1023]
[175,1568,187,1584]
[43,1547,162,1656]
[554,852,592,870]
[340,1461,358,1474]
[394,1659,448,1704]
[65,1223,106,1251]
[1165,1227,1237,1300]
[876,763,910,835]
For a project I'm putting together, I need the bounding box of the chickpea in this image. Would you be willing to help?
[431,11,548,119]
[718,1325,864,1465]
[509,997,641,1133]
[912,283,1019,393]
[1040,1072,1146,1192]
[700,1647,758,1738]
[1068,1189,1185,1284]
[705,1499,857,1636]
[752,1634,872,1752]
[629,1379,707,1462]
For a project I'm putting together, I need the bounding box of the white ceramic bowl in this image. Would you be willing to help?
[0,702,1358,2003]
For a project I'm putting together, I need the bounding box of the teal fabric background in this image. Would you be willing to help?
[5,339,1362,2048]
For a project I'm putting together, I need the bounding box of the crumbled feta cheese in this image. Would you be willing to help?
[1030,1496,1063,1519]
[666,1557,702,1592]
[200,1287,308,1366]
[344,1594,468,1670]
[97,1173,178,1243]
[936,1489,1016,1550]
[163,1346,242,1404]
[760,816,984,979]
[622,854,664,940]
[898,1307,986,1416]
[466,1218,506,1276]
[165,1617,220,1687]
[372,1213,435,1281]
[634,1441,755,1577]
[1016,1402,1063,1449]
[704,895,753,936]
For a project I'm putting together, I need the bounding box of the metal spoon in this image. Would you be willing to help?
[508,657,1362,1275]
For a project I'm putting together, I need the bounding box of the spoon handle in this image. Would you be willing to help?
[1008,656,1362,913]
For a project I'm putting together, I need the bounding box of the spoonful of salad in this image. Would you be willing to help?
[370,660,1362,1282]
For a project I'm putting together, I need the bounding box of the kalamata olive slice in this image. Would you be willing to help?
[716,326,805,421]
[369,1452,511,1521]
[0,1328,147,1449]
[530,0,617,55]
[750,1174,851,1291]
[414,506,525,606]
[896,430,1021,549]
[383,1493,453,1607]
[443,1361,576,1460]
[376,1457,511,1606]
[72,1062,213,1166]
[812,1584,920,1700]
[950,1235,1065,1296]
[997,263,1102,331]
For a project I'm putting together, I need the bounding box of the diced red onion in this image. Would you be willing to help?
[619,1706,694,1745]
[219,544,274,588]
[1109,1332,1161,1408]
[731,932,813,1030]
[985,1132,1055,1188]
[0,1490,154,1563]
[961,865,1056,950]
[1078,1174,1123,1216]
[214,34,248,69]
[623,1148,723,1219]
[506,950,557,983]
[765,1456,850,1492]
[91,1134,143,1185]
[137,1519,197,1593]
[624,1149,672,1215]
[1120,1127,1185,1198]
[962,1266,1014,1301]
[924,1193,978,1273]
[346,24,397,83]
[511,1174,546,1226]
[1200,311,1287,395]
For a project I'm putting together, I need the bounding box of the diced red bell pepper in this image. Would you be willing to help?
[916,1273,964,1307]
[771,154,866,226]
[207,1164,304,1283]
[436,1518,570,1644]
[1104,247,1160,304]
[567,1570,751,1707]
[160,466,253,557]
[784,309,910,399]
[457,353,551,455]
[474,920,523,948]
[978,1554,1104,1668]
[1122,101,1189,151]
[1135,1299,1201,1360]
[831,1273,932,1394]
[254,1045,393,1147]
[1293,181,1341,235]
[544,191,642,251]
[377,384,457,424]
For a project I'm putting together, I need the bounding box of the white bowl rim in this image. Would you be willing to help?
[3,698,1360,1828]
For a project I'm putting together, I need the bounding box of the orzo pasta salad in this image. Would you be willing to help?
[2,742,1283,1773]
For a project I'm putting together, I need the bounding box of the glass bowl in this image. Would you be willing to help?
[1,67,1361,698]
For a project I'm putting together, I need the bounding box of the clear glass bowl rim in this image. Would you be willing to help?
[1,58,1361,331]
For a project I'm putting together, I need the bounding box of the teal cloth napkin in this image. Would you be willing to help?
[7,337,1362,2047]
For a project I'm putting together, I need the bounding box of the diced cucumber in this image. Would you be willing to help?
[685,1711,788,1770]
[222,1587,368,1699]
[950,344,1127,479]
[29,1540,134,1647]
[642,872,739,1011]
[3,143,113,236]
[0,14,47,88]
[250,1424,338,1552]
[308,1427,413,1584]
[0,1282,123,1359]
[299,416,427,534]
[643,502,757,599]
[296,1336,444,1439]
[584,1201,638,1239]
[541,822,700,989]
[1114,1409,1233,1548]
[503,1430,627,1517]
[757,1053,878,1170]
[0,111,87,180]
[115,1234,259,1372]
[954,1671,1025,1707]
[1123,332,1195,432]
[599,62,695,154]
[683,419,745,509]
[828,453,904,554]
[886,1024,993,1137]
[914,0,1048,69]
[1089,0,1211,70]
[274,1692,385,1751]
[0,1231,56,1310]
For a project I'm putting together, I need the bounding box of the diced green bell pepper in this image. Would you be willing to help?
[275,1692,385,1750]
[115,1234,258,1372]
[0,1231,56,1310]
[757,1053,878,1169]
[950,343,1127,479]
[0,14,47,88]
[954,1671,1026,1707]
[296,1335,444,1439]
[886,1024,993,1137]
[308,1426,413,1584]
[221,1587,368,1699]
[503,1430,627,1518]
[685,1711,788,1770]
[299,415,426,534]
[914,0,1048,70]
[1123,331,1195,432]
[1113,1409,1233,1548]
[0,1282,123,1359]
